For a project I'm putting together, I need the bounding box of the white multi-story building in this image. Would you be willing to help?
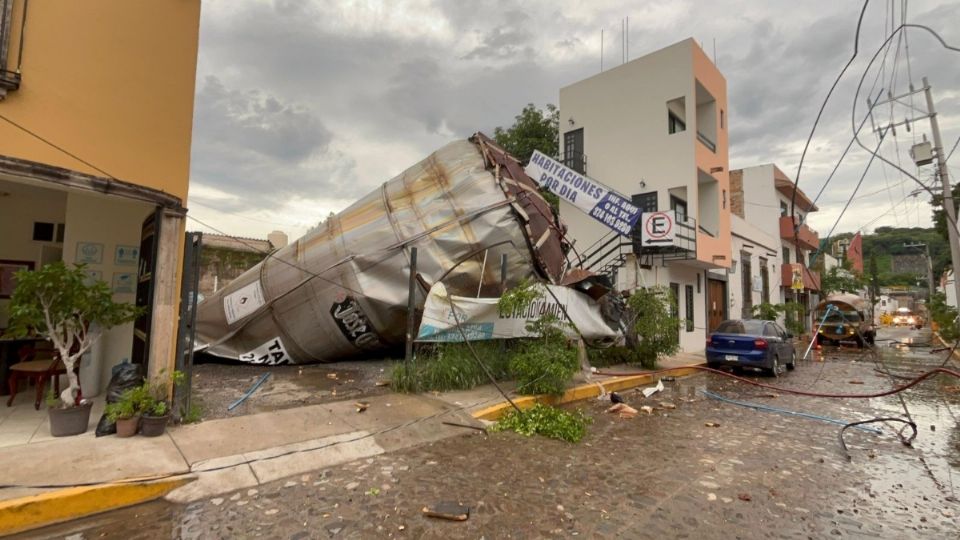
[729,164,821,331]
[558,38,731,352]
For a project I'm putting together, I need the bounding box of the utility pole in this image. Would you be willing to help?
[922,77,960,309]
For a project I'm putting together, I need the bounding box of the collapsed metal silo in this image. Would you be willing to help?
[194,133,570,364]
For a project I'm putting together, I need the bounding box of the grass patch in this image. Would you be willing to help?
[491,403,591,443]
[391,341,512,393]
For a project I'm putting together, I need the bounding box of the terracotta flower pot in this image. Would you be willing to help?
[140,414,170,437]
[49,402,93,437]
[115,416,140,438]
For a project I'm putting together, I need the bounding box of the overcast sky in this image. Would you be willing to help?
[185,0,960,242]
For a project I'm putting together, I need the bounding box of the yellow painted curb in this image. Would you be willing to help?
[0,476,193,537]
[473,365,704,421]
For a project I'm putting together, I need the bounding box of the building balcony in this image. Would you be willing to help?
[779,215,819,251]
[696,131,716,153]
[781,263,821,292]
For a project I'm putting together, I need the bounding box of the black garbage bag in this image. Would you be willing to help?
[95,363,144,437]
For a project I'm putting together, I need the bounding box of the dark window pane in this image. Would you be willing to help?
[716,321,744,333]
[685,285,694,332]
[33,222,54,242]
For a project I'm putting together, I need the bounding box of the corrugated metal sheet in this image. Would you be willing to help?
[194,134,571,364]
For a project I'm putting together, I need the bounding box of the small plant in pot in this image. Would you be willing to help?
[139,371,183,437]
[104,386,149,438]
[7,262,142,437]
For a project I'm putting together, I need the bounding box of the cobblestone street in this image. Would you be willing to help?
[20,327,960,539]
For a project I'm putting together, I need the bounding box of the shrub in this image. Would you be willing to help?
[587,346,637,367]
[626,287,680,369]
[750,302,780,321]
[780,301,806,336]
[930,292,959,342]
[491,403,591,443]
[509,315,578,396]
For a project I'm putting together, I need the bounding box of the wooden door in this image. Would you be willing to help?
[707,279,726,332]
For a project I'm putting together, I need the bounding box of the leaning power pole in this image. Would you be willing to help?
[922,77,960,308]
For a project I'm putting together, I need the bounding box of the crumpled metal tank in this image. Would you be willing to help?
[194,133,569,364]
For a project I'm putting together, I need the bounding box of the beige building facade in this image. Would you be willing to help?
[559,38,731,352]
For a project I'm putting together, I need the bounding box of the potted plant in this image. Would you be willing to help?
[104,386,148,437]
[139,371,183,437]
[7,262,142,437]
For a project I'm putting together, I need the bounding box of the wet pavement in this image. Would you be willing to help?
[17,327,960,539]
[190,359,393,421]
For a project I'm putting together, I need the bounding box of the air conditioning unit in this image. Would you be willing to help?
[910,141,934,166]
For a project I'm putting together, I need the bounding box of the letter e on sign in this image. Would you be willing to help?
[640,210,676,247]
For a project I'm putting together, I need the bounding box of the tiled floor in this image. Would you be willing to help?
[0,390,106,448]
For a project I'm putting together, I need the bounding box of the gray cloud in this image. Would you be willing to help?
[188,0,960,239]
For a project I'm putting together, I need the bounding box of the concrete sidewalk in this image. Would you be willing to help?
[0,350,705,510]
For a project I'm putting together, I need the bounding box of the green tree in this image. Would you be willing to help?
[819,259,865,296]
[931,183,960,245]
[493,103,559,165]
[6,262,142,407]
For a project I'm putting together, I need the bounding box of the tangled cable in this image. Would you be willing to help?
[838,417,917,461]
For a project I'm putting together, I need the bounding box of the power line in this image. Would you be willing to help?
[850,22,960,232]
[790,0,871,222]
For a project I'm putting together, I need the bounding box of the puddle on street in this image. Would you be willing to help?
[869,332,960,500]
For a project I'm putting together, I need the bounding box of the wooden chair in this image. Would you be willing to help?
[5,344,68,410]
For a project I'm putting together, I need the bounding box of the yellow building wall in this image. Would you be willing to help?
[0,0,201,201]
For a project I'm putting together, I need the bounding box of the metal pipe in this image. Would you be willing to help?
[405,247,418,362]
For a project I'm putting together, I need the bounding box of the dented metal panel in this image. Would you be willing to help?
[194,134,570,364]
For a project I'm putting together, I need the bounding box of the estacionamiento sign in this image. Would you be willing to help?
[524,150,641,236]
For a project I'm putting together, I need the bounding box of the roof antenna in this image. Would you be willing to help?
[713,38,717,65]
[626,16,629,61]
[600,28,604,72]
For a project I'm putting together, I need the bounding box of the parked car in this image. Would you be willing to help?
[706,319,796,376]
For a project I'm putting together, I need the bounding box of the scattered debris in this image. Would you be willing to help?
[610,392,625,404]
[327,373,339,380]
[738,493,752,502]
[641,379,665,398]
[355,401,370,413]
[659,402,676,410]
[640,406,654,415]
[375,380,390,387]
[606,403,638,418]
[423,502,470,521]
[848,380,865,385]
[442,421,487,432]
[705,422,721,428]
[365,487,381,496]
[662,376,676,382]
[227,373,271,412]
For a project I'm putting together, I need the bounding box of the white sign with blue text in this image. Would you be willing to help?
[524,150,641,236]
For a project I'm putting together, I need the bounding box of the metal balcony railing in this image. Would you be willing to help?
[696,131,716,152]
